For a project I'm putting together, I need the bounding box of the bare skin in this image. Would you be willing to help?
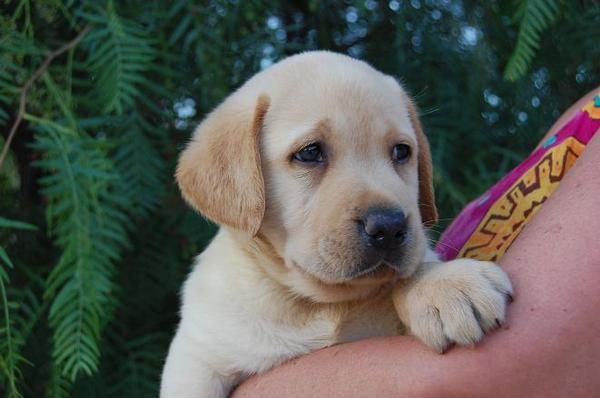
[232,88,600,398]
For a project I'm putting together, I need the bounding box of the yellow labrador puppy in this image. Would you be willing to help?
[160,51,512,398]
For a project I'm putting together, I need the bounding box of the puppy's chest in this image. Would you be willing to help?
[334,293,404,343]
[266,292,402,357]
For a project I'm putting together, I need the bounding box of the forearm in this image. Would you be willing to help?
[234,335,455,398]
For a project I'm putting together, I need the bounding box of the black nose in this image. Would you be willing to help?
[360,208,408,250]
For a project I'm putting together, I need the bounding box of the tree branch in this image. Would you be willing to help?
[0,26,91,172]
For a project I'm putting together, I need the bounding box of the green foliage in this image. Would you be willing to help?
[504,0,560,81]
[113,115,167,217]
[80,2,161,114]
[0,217,37,398]
[32,122,129,381]
[0,0,597,396]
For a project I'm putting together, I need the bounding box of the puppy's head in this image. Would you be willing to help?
[177,52,436,301]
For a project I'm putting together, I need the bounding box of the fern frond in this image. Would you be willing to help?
[113,114,167,218]
[0,254,23,398]
[31,121,130,382]
[46,363,71,398]
[0,218,36,398]
[79,3,158,114]
[504,0,561,81]
[104,333,168,398]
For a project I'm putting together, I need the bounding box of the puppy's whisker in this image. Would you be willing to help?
[425,227,444,233]
[427,238,461,253]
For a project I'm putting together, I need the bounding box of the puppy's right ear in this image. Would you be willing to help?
[176,95,270,236]
[404,97,438,227]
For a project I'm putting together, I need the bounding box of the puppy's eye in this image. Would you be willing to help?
[392,144,411,163]
[294,143,324,163]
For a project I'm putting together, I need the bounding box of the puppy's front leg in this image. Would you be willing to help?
[393,258,513,353]
[160,328,237,398]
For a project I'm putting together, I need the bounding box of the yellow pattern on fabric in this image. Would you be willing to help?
[582,100,600,120]
[458,137,585,261]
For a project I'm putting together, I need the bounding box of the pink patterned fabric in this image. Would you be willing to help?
[436,95,600,261]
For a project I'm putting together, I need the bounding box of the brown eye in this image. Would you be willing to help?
[294,143,324,163]
[392,144,411,163]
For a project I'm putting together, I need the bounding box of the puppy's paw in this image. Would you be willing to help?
[393,259,513,353]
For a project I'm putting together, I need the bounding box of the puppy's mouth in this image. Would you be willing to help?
[382,258,417,279]
[288,257,395,285]
[349,261,386,279]
[348,257,412,280]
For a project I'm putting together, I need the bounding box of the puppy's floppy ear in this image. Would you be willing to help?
[405,97,438,227]
[176,95,270,236]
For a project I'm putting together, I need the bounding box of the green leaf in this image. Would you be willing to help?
[0,247,14,269]
[0,218,37,231]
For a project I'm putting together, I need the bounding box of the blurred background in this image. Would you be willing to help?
[0,0,598,396]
